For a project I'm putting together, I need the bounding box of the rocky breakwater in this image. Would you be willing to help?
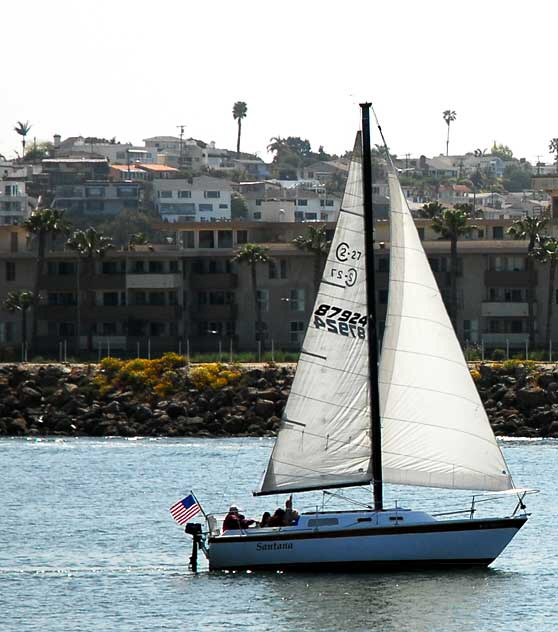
[0,362,292,438]
[474,361,558,438]
[2,359,558,439]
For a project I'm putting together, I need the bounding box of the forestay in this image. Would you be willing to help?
[379,172,513,492]
[256,136,373,495]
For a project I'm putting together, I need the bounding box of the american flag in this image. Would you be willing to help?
[169,494,201,526]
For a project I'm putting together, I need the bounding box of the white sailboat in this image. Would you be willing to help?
[199,105,529,571]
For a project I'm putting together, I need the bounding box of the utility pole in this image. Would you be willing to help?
[405,153,410,170]
[536,155,542,175]
[177,124,186,168]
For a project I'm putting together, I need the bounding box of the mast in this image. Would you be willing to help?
[360,103,383,511]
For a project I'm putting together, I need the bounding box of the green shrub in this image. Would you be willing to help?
[491,348,506,361]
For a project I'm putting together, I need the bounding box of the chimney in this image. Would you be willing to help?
[53,134,61,148]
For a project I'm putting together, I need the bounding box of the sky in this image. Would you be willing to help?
[2,0,557,165]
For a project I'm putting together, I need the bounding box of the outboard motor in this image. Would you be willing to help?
[185,522,204,571]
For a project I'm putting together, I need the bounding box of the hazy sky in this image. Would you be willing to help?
[2,0,557,164]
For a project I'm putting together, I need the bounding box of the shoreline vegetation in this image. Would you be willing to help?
[1,356,558,439]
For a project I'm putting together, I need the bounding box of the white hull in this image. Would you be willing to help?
[207,510,527,571]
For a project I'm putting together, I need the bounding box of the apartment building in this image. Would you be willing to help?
[0,181,31,225]
[4,213,558,356]
[153,176,232,223]
[54,182,140,215]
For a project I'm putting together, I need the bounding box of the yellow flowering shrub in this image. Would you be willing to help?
[470,369,481,382]
[95,353,187,396]
[189,363,241,390]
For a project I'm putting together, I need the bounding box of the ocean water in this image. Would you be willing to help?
[0,437,556,632]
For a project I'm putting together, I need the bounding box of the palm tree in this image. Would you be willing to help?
[3,290,34,353]
[292,224,331,294]
[443,110,456,156]
[231,243,270,347]
[549,138,558,170]
[23,206,70,351]
[532,237,558,354]
[66,227,114,354]
[431,208,476,326]
[419,201,446,218]
[508,214,549,345]
[14,121,32,160]
[232,101,247,158]
[128,232,149,251]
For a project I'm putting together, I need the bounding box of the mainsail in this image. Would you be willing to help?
[256,136,373,495]
[379,172,513,492]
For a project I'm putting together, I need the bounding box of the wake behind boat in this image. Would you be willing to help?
[181,104,531,572]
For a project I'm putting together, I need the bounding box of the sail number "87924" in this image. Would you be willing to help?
[313,304,367,339]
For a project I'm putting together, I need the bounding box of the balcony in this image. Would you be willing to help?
[127,305,181,320]
[484,270,536,286]
[532,175,558,191]
[126,273,182,289]
[190,273,237,290]
[481,333,529,346]
[38,275,77,291]
[481,302,531,317]
[190,303,237,320]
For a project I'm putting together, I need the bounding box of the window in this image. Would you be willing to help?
[510,320,524,334]
[159,190,173,198]
[199,231,215,248]
[296,199,308,206]
[253,212,262,220]
[289,289,305,311]
[236,230,248,245]
[150,322,166,337]
[377,257,389,273]
[102,261,119,274]
[290,321,305,343]
[320,213,329,221]
[219,204,228,209]
[59,322,76,337]
[59,262,76,275]
[492,226,504,239]
[294,211,304,222]
[199,203,213,212]
[181,231,195,248]
[280,259,287,279]
[305,212,317,220]
[269,260,277,279]
[217,231,233,248]
[204,191,220,198]
[86,200,105,212]
[4,184,18,196]
[178,190,191,198]
[102,322,117,335]
[5,262,15,281]
[133,291,147,305]
[0,322,14,343]
[103,292,119,306]
[169,260,179,273]
[256,289,269,312]
[255,199,263,206]
[86,186,105,198]
[149,291,165,305]
[168,290,178,305]
[320,199,334,207]
[149,261,164,273]
[117,187,136,198]
[132,261,145,273]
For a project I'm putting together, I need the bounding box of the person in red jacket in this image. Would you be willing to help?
[222,506,255,531]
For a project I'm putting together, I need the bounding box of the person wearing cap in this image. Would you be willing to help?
[222,505,255,532]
